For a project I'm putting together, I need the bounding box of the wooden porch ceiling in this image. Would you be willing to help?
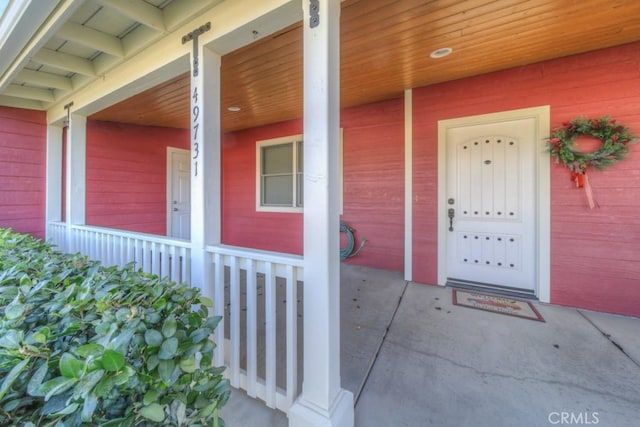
[5,0,640,133]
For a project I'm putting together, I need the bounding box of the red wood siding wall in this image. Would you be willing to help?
[0,107,46,238]
[221,99,405,271]
[412,41,640,317]
[86,120,189,235]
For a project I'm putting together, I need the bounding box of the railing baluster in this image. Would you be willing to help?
[264,261,277,408]
[245,258,257,398]
[229,256,240,388]
[285,264,298,409]
[213,252,225,368]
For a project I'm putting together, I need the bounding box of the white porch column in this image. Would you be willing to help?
[65,113,87,251]
[189,43,221,302]
[289,0,354,426]
[45,125,63,239]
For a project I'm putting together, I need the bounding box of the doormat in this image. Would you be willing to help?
[452,289,544,322]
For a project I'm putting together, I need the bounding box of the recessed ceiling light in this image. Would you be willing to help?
[227,106,241,112]
[430,47,453,59]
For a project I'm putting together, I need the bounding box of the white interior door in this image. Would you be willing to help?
[445,118,537,292]
[168,148,191,239]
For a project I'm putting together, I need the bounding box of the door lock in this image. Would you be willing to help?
[448,208,455,231]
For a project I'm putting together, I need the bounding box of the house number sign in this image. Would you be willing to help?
[182,22,211,177]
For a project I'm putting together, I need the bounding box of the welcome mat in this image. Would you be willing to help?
[452,289,544,322]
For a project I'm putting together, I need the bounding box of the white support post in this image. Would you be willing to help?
[66,113,87,251]
[289,0,354,426]
[189,43,221,304]
[45,125,63,240]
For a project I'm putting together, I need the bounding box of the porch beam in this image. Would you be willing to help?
[163,0,224,32]
[289,0,354,426]
[99,0,166,33]
[3,84,55,102]
[34,49,96,77]
[16,69,73,91]
[57,22,125,58]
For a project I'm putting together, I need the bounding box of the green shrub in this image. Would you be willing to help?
[0,228,229,426]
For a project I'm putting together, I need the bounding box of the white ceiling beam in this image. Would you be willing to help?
[0,95,44,110]
[0,0,85,92]
[17,69,73,91]
[57,22,125,58]
[99,0,166,33]
[163,0,223,31]
[33,49,96,77]
[4,84,55,103]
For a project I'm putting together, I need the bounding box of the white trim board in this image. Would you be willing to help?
[436,106,551,303]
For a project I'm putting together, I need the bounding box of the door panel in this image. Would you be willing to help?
[169,149,191,239]
[446,118,536,291]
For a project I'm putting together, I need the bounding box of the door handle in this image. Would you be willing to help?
[173,208,178,211]
[448,208,455,231]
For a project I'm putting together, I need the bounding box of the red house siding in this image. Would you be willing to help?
[412,41,640,317]
[0,107,46,238]
[221,99,405,271]
[85,121,189,235]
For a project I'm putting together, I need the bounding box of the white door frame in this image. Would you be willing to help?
[436,106,551,302]
[166,147,190,237]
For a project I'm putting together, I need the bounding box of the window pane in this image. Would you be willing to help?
[297,140,303,172]
[263,175,293,205]
[263,144,293,174]
[296,172,304,207]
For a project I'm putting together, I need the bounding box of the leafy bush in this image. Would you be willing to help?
[0,228,229,426]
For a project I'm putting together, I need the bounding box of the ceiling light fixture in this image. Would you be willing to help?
[430,47,453,59]
[227,106,241,112]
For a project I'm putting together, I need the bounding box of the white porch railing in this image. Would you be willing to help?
[47,222,191,284]
[207,244,303,414]
[46,222,303,414]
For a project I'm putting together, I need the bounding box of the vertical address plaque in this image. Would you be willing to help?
[182,22,211,177]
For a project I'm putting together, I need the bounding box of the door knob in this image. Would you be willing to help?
[173,208,178,211]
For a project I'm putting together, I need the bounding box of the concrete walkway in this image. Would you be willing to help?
[221,265,640,427]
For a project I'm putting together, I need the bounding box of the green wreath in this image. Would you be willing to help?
[547,116,637,174]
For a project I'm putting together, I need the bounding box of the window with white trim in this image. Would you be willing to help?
[256,136,303,212]
[256,131,343,213]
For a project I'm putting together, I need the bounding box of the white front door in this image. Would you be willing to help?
[168,148,191,239]
[445,117,537,293]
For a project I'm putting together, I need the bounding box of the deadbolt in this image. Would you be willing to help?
[448,198,455,205]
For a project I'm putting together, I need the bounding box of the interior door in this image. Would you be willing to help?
[445,118,537,293]
[169,149,191,239]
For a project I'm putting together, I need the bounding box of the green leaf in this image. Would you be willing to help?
[72,369,104,400]
[81,393,99,422]
[60,353,84,379]
[0,329,21,349]
[158,359,175,383]
[5,301,25,319]
[101,349,125,372]
[74,343,104,358]
[159,337,179,360]
[93,376,115,398]
[162,316,177,338]
[144,329,164,347]
[179,356,196,373]
[199,297,214,308]
[140,403,166,423]
[143,389,159,405]
[0,358,30,400]
[40,376,77,401]
[27,361,48,396]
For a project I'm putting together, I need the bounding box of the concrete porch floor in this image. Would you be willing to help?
[220,264,640,427]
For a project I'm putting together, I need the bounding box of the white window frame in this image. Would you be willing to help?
[255,131,343,213]
[256,135,304,213]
